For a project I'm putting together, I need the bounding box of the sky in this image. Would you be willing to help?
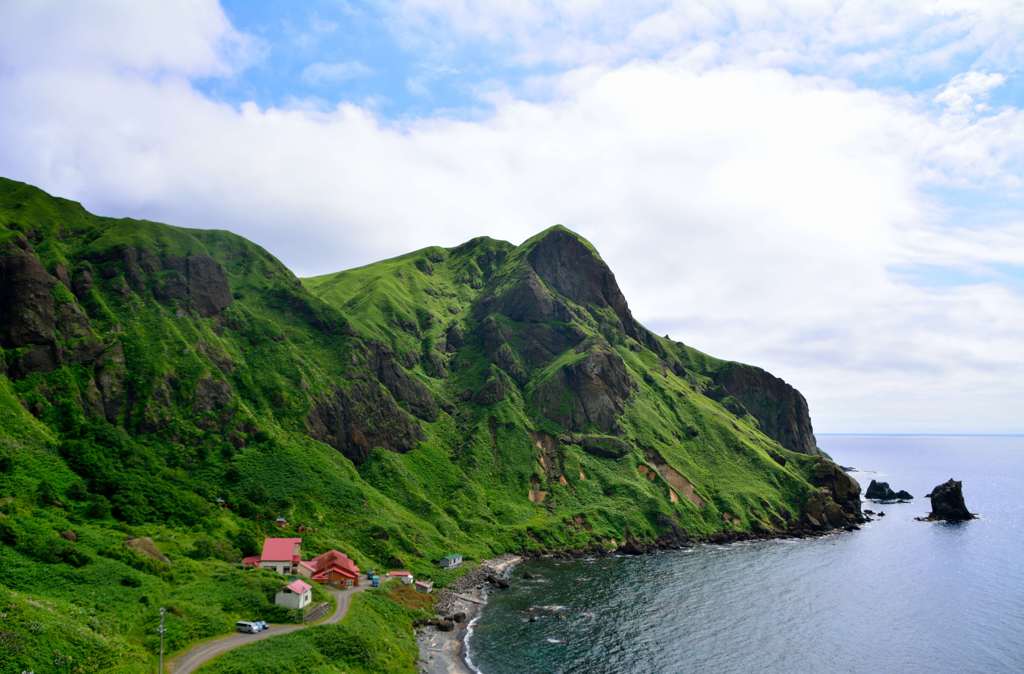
[0,1,1022,434]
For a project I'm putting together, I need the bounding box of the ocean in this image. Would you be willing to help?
[467,435,1024,673]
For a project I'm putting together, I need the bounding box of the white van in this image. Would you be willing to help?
[235,621,260,634]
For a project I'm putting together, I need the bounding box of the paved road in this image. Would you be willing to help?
[168,585,368,673]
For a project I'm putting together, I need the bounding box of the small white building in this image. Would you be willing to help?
[415,580,434,594]
[439,553,463,569]
[275,579,312,610]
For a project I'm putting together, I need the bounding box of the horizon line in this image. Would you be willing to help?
[818,432,1024,437]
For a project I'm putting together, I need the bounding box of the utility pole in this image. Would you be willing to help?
[158,607,166,673]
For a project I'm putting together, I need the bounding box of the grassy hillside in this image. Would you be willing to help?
[0,178,860,671]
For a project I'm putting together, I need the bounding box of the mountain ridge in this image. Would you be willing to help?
[0,176,860,672]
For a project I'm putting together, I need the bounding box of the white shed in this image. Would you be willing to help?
[274,579,312,610]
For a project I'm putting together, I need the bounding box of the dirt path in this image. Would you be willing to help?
[168,585,367,673]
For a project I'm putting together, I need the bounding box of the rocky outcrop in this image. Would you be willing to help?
[802,458,864,530]
[91,247,232,317]
[534,348,635,433]
[865,479,912,501]
[363,343,438,421]
[923,479,974,522]
[525,228,639,338]
[184,255,232,317]
[575,435,631,459]
[307,381,423,465]
[709,362,818,455]
[473,370,508,405]
[0,245,59,375]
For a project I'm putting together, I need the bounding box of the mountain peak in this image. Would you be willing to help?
[520,225,638,337]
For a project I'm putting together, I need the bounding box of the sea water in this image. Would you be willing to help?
[469,435,1024,673]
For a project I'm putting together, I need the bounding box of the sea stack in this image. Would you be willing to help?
[864,479,913,502]
[924,479,975,521]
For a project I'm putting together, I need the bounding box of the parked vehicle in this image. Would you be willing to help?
[235,621,260,634]
[371,575,380,588]
[255,621,269,631]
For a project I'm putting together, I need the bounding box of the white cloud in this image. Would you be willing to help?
[386,0,1024,77]
[0,0,253,77]
[301,60,374,86]
[934,71,1007,114]
[0,1,1022,433]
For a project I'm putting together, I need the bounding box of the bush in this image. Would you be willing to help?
[187,536,240,563]
[36,481,62,507]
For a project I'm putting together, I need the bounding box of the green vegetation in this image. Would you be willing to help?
[202,588,427,674]
[0,178,857,672]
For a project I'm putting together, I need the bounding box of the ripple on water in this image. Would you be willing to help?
[469,436,1024,674]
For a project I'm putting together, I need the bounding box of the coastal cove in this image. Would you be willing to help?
[464,435,1024,674]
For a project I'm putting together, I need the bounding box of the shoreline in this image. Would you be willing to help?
[416,554,522,674]
[414,520,865,673]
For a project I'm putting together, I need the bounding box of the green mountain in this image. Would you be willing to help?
[0,177,861,672]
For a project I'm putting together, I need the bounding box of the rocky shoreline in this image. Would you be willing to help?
[416,555,522,674]
[415,520,863,673]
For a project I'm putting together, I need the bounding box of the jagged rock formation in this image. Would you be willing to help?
[2,179,862,568]
[865,479,912,501]
[923,479,975,522]
[707,362,819,455]
[803,459,864,529]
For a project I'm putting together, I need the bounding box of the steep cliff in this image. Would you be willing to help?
[0,180,859,671]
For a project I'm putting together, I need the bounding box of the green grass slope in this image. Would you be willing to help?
[0,178,859,672]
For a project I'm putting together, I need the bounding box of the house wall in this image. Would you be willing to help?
[260,561,292,574]
[274,589,311,610]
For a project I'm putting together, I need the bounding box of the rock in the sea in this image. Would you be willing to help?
[924,479,975,522]
[864,479,913,501]
[485,573,510,589]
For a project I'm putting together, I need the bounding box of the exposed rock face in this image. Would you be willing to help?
[534,348,635,433]
[575,435,631,459]
[709,362,818,455]
[924,479,974,522]
[865,479,912,501]
[473,371,508,406]
[365,343,439,421]
[803,459,864,529]
[90,247,232,317]
[94,343,126,423]
[193,376,233,418]
[307,381,423,465]
[0,247,59,375]
[525,228,638,338]
[184,254,232,317]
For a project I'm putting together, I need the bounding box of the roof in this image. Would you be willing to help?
[285,579,311,595]
[442,554,462,561]
[415,580,433,587]
[241,555,261,568]
[261,537,302,561]
[387,570,412,577]
[307,549,360,577]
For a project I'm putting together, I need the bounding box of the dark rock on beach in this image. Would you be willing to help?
[922,479,975,522]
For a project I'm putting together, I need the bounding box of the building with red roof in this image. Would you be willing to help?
[274,578,312,610]
[253,537,302,575]
[297,549,361,588]
[387,570,415,584]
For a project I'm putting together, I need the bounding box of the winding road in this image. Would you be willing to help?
[168,585,368,673]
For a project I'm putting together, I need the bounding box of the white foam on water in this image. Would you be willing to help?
[463,613,484,674]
